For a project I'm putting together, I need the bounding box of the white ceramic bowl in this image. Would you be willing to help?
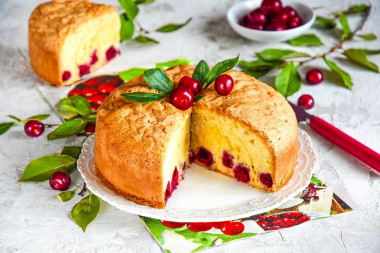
[227,0,316,42]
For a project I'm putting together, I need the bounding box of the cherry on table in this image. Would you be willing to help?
[215,74,234,96]
[24,120,45,137]
[170,86,194,110]
[306,69,323,85]
[298,94,314,109]
[49,170,71,191]
[178,76,201,95]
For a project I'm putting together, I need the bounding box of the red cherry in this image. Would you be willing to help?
[261,0,282,15]
[49,170,71,191]
[233,164,250,183]
[283,212,304,219]
[282,6,298,18]
[273,10,290,22]
[298,94,314,109]
[187,222,213,232]
[211,221,226,229]
[215,74,234,96]
[62,71,71,82]
[265,21,287,31]
[297,216,310,223]
[264,225,281,230]
[306,69,323,85]
[267,215,281,221]
[90,103,100,111]
[280,218,297,227]
[78,64,90,78]
[247,22,264,30]
[90,50,98,65]
[258,216,266,222]
[178,76,201,95]
[68,88,82,96]
[170,86,194,110]
[86,94,107,104]
[83,78,100,86]
[257,221,269,227]
[81,87,99,96]
[98,83,116,93]
[259,173,273,188]
[106,46,119,61]
[250,9,267,24]
[84,123,96,133]
[161,220,186,228]
[222,151,234,168]
[195,147,214,166]
[239,15,255,27]
[220,222,245,235]
[24,120,45,137]
[288,16,302,29]
[272,220,282,226]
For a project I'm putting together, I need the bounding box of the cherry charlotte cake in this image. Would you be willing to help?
[28,0,120,86]
[94,64,298,209]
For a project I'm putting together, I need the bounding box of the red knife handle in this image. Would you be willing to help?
[309,116,380,173]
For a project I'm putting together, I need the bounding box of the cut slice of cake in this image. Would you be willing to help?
[28,0,120,86]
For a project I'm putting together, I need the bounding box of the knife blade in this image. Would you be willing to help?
[289,101,380,173]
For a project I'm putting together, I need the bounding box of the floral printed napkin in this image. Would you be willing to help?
[140,176,352,253]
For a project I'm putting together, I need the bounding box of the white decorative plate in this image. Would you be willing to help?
[78,129,317,222]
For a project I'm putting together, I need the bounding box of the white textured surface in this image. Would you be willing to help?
[0,0,379,252]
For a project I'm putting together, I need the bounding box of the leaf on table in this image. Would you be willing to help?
[118,68,147,81]
[56,186,79,202]
[85,115,96,122]
[120,13,135,42]
[323,56,353,90]
[239,59,284,78]
[155,18,192,33]
[121,92,165,103]
[26,114,50,121]
[256,48,309,61]
[242,68,272,79]
[135,0,154,4]
[18,154,76,182]
[288,34,323,46]
[339,14,351,41]
[275,62,301,97]
[69,96,91,118]
[47,118,87,141]
[7,115,22,122]
[0,122,16,135]
[71,192,100,232]
[135,35,159,44]
[61,146,82,159]
[357,33,377,41]
[343,4,369,14]
[155,58,192,69]
[56,98,79,120]
[361,49,380,55]
[205,55,239,87]
[144,68,174,93]
[343,49,379,73]
[192,60,210,85]
[119,0,139,20]
[315,16,336,29]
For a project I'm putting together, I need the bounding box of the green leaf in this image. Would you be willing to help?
[70,96,91,117]
[315,16,336,29]
[119,0,139,20]
[239,59,284,70]
[7,115,21,122]
[56,186,79,202]
[192,60,210,85]
[85,115,97,122]
[357,33,377,41]
[135,0,154,4]
[256,49,309,61]
[71,192,100,232]
[194,95,205,102]
[155,58,192,69]
[275,62,301,97]
[56,98,79,120]
[118,68,147,81]
[120,13,135,41]
[18,154,76,182]
[343,4,369,14]
[288,34,323,46]
[144,68,174,93]
[121,92,165,103]
[362,49,380,55]
[311,176,323,187]
[343,49,379,73]
[0,122,16,135]
[47,118,87,140]
[26,114,50,121]
[155,18,192,33]
[135,35,159,44]
[323,56,353,90]
[242,68,271,79]
[206,55,239,86]
[339,14,351,41]
[61,146,82,159]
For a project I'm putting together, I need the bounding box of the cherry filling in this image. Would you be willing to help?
[222,151,234,168]
[259,173,273,188]
[233,164,250,183]
[195,147,214,166]
[79,64,90,77]
[165,167,180,203]
[62,71,71,82]
[106,46,119,61]
[90,50,98,65]
[189,149,195,163]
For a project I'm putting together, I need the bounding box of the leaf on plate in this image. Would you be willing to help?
[0,122,16,135]
[155,18,192,33]
[118,68,147,81]
[205,55,239,86]
[357,33,377,41]
[144,68,174,94]
[120,13,135,42]
[343,49,379,73]
[121,92,165,103]
[323,56,353,89]
[61,146,82,159]
[288,34,324,46]
[135,35,159,44]
[71,192,100,232]
[275,62,301,97]
[315,16,336,29]
[192,60,210,85]
[256,48,309,61]
[47,118,87,141]
[18,154,76,182]
[339,14,351,41]
[155,58,192,69]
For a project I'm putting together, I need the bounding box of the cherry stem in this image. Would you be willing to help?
[135,19,150,34]
[78,182,87,196]
[44,123,60,127]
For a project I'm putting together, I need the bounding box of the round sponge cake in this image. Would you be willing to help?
[94,65,298,209]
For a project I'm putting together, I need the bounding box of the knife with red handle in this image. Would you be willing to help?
[289,101,380,173]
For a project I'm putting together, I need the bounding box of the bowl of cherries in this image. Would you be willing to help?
[227,0,315,42]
